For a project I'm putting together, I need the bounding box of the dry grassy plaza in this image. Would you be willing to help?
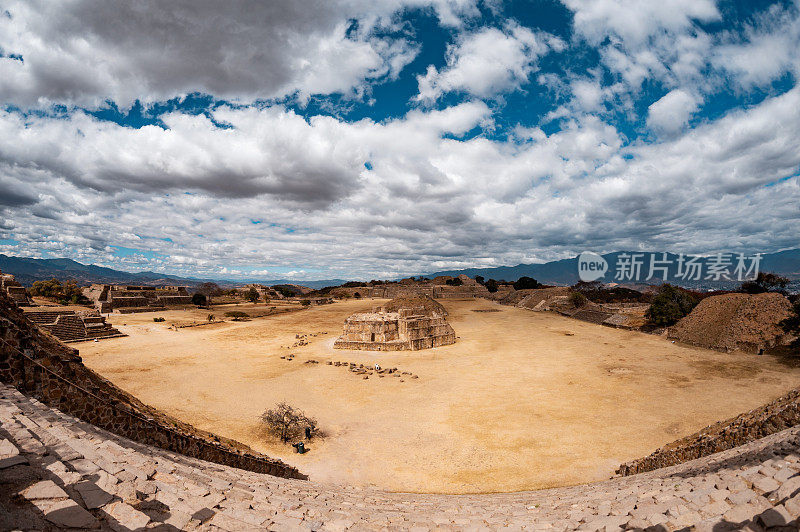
[79,299,800,494]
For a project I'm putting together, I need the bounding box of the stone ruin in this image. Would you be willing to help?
[5,281,800,529]
[0,270,31,306]
[334,302,456,351]
[23,309,125,343]
[83,284,193,313]
[333,274,490,300]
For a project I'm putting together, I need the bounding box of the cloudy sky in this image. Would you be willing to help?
[1,0,799,281]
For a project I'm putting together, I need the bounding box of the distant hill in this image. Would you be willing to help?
[0,254,344,290]
[424,249,800,290]
[3,249,798,293]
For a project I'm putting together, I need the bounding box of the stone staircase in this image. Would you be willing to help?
[24,311,125,343]
[3,384,800,530]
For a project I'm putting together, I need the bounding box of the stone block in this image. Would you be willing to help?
[0,438,20,459]
[75,480,114,509]
[20,479,68,500]
[102,501,151,531]
[39,499,99,529]
[756,505,793,528]
[752,475,780,494]
[775,476,800,501]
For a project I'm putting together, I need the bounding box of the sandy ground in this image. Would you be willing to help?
[79,298,800,494]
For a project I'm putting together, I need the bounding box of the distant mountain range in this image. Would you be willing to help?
[2,249,799,292]
[0,255,344,290]
[425,249,800,290]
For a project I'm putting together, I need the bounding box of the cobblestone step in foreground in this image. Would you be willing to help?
[2,383,800,531]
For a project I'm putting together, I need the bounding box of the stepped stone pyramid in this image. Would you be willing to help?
[24,310,125,343]
[0,269,31,306]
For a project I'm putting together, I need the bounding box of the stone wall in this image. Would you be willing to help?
[618,387,800,476]
[363,283,488,300]
[0,292,306,480]
[83,284,192,313]
[1,271,31,306]
[104,296,150,308]
[156,295,193,305]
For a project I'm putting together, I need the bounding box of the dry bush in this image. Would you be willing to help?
[260,402,318,443]
[224,310,249,320]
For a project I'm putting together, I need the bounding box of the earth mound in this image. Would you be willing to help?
[668,292,793,353]
[383,294,447,316]
[497,289,534,306]
[517,287,571,310]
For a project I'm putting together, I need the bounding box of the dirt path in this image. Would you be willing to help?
[79,299,800,493]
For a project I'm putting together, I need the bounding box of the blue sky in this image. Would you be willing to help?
[0,0,799,280]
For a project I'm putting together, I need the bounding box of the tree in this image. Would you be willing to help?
[301,299,311,306]
[485,279,499,293]
[196,282,224,296]
[513,276,541,290]
[245,286,260,302]
[474,275,485,285]
[273,285,294,297]
[645,284,699,327]
[569,291,588,308]
[260,402,317,443]
[780,297,800,351]
[191,293,207,306]
[29,278,88,305]
[445,277,463,286]
[740,272,789,294]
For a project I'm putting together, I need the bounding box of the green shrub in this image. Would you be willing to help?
[245,287,260,302]
[513,276,541,290]
[301,299,311,307]
[485,279,499,293]
[780,299,800,351]
[645,284,699,327]
[740,272,789,294]
[224,310,249,319]
[153,317,165,322]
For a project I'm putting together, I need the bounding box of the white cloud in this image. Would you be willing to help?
[646,89,701,135]
[3,0,800,279]
[0,0,485,108]
[561,0,719,96]
[0,101,492,209]
[713,2,800,88]
[2,86,799,278]
[563,0,719,47]
[416,23,564,101]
